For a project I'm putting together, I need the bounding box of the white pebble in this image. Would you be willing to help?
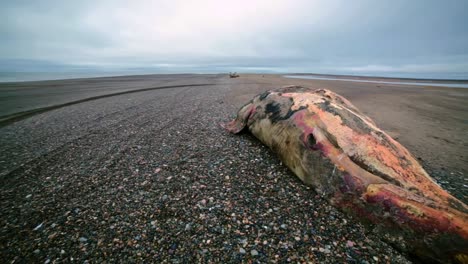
[33,223,43,231]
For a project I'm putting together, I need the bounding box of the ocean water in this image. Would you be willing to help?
[0,71,157,83]
[284,75,468,88]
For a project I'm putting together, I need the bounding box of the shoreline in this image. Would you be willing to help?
[1,71,468,83]
[284,74,468,88]
[288,72,468,82]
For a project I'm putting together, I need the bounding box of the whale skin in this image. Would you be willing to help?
[224,86,468,263]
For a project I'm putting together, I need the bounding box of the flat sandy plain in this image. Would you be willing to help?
[0,74,466,262]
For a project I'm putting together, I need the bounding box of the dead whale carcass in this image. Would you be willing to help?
[224,86,467,263]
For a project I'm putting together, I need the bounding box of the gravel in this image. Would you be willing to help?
[0,75,418,263]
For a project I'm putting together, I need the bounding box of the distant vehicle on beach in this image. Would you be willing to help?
[229,72,239,78]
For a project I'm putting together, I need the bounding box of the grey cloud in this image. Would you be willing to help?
[1,0,467,78]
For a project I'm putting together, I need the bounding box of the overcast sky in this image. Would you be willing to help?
[1,0,468,77]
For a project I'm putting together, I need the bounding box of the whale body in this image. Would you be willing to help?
[224,86,467,263]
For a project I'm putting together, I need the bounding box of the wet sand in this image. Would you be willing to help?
[0,73,466,262]
[284,74,468,88]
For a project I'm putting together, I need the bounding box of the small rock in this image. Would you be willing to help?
[319,247,331,254]
[25,194,32,199]
[251,249,259,256]
[170,243,178,251]
[239,247,246,254]
[60,249,65,254]
[239,238,248,245]
[373,256,379,261]
[346,240,355,247]
[33,249,40,254]
[79,237,88,243]
[33,223,43,231]
[280,224,286,229]
[44,259,50,264]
